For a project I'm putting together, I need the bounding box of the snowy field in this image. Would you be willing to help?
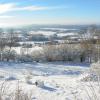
[0,62,99,100]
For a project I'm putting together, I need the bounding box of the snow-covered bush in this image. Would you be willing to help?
[81,73,98,81]
[90,62,100,76]
[83,62,100,82]
[80,62,100,82]
[31,49,45,62]
[2,50,17,61]
[17,55,33,62]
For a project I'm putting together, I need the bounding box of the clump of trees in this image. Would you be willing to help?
[43,44,84,62]
[0,29,18,61]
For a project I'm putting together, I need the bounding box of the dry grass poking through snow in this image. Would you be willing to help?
[0,78,100,100]
[0,80,33,100]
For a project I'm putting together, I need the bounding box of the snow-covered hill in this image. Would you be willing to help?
[0,62,99,100]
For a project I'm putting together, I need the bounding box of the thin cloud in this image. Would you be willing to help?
[0,3,15,14]
[0,3,48,14]
[13,6,48,11]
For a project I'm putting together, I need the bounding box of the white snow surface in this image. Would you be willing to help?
[0,62,99,100]
[29,31,56,36]
[12,46,43,55]
[57,32,78,37]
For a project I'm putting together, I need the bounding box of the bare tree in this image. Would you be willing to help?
[0,29,7,61]
[6,29,18,61]
[79,25,100,63]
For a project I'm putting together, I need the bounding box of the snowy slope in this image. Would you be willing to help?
[0,62,99,100]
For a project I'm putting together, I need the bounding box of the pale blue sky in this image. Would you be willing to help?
[0,0,100,27]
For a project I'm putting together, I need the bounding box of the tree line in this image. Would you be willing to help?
[0,25,99,63]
